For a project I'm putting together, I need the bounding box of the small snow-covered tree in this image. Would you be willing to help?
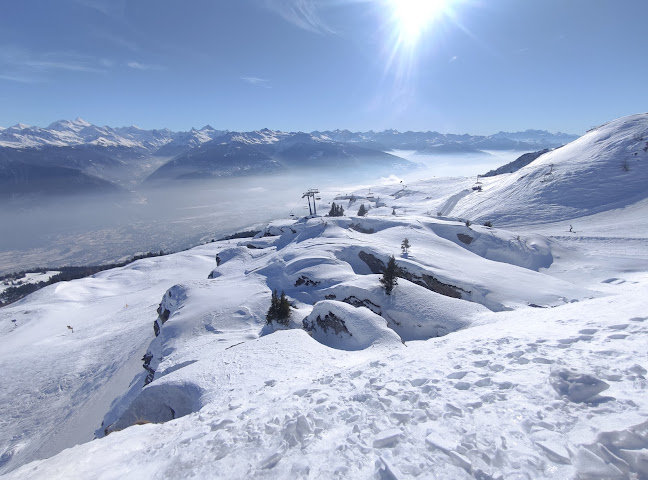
[266,290,291,325]
[357,204,367,217]
[380,255,399,295]
[401,238,410,255]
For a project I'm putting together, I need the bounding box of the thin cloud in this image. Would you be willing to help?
[241,76,272,88]
[264,0,334,34]
[24,59,104,73]
[94,30,141,53]
[72,0,125,19]
[450,56,458,62]
[0,47,109,79]
[0,74,39,83]
[127,61,165,71]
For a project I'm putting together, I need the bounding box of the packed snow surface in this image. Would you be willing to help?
[1,113,648,479]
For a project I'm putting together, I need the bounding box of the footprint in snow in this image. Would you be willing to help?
[607,334,629,340]
[556,338,580,348]
[532,357,555,364]
[579,328,598,334]
[608,324,629,330]
[505,350,525,359]
[474,377,491,387]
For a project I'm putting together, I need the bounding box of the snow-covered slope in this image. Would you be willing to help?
[2,208,647,479]
[452,113,648,226]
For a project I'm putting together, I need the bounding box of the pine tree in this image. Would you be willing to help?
[380,255,399,295]
[357,204,367,217]
[266,290,291,325]
[401,238,410,255]
[328,202,345,217]
[278,291,291,323]
[266,290,279,323]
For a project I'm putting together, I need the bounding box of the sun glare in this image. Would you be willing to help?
[390,0,451,45]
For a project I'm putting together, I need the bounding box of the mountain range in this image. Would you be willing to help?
[0,119,578,198]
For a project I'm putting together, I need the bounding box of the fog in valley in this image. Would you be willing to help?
[0,151,519,275]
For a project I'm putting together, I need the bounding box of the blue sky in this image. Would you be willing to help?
[0,0,646,134]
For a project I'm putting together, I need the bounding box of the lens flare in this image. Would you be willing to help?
[389,0,451,46]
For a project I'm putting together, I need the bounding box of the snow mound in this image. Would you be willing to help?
[426,222,554,271]
[323,276,488,341]
[303,300,402,350]
[454,112,648,225]
[104,380,204,435]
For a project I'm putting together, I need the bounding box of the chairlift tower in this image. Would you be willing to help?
[472,174,483,191]
[541,164,555,183]
[302,189,320,215]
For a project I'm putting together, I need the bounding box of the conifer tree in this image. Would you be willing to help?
[401,238,410,255]
[357,204,367,217]
[380,255,399,295]
[278,291,291,322]
[328,202,345,217]
[266,290,279,323]
[266,290,291,325]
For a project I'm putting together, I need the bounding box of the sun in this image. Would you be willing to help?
[389,0,452,45]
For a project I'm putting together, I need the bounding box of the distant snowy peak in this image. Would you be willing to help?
[47,117,92,132]
[0,119,182,151]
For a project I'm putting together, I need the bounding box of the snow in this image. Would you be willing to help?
[2,113,648,478]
